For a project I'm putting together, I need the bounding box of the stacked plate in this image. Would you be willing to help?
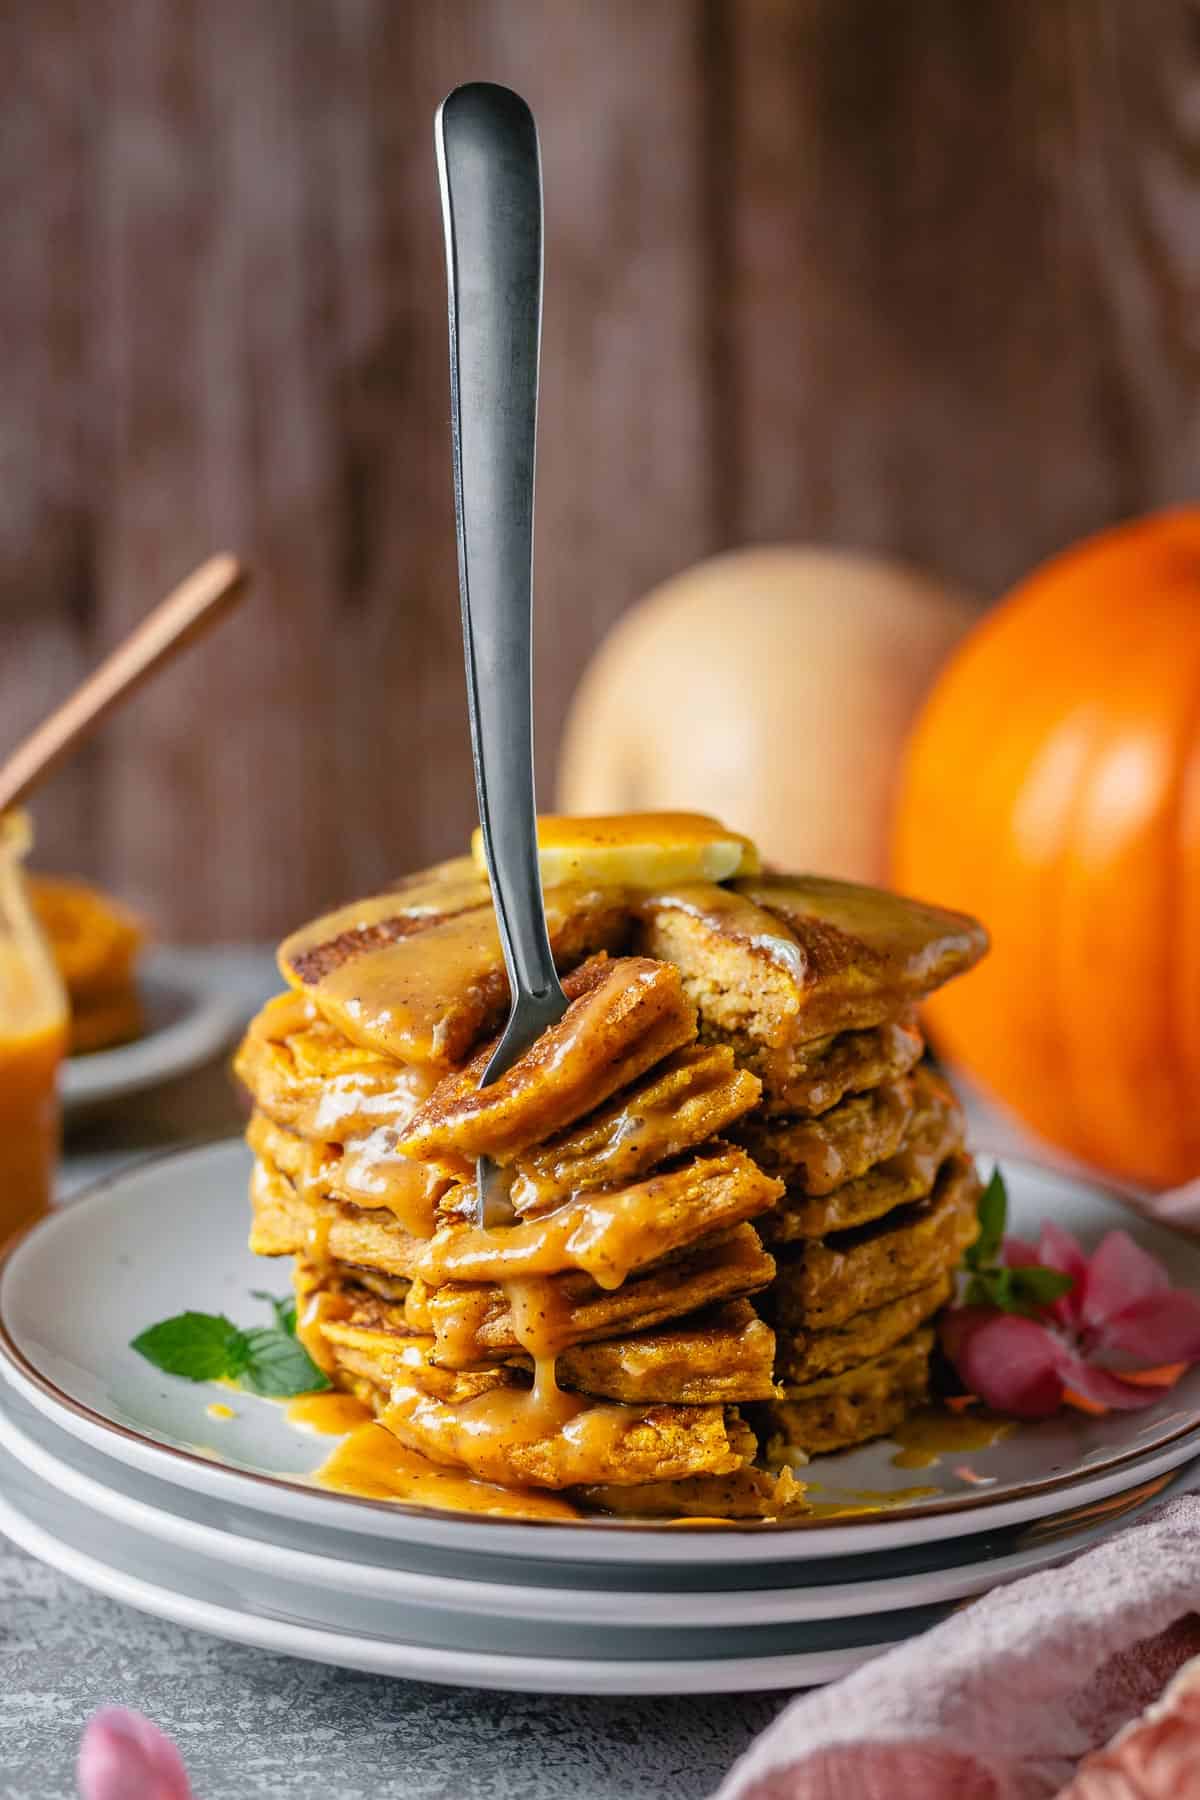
[2,1143,1199,1695]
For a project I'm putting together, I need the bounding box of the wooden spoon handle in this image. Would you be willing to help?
[0,553,249,816]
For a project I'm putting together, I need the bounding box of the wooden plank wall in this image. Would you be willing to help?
[3,0,1197,939]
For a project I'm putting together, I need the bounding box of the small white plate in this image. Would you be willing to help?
[4,1140,1200,1564]
[0,1444,946,1693]
[0,1377,1191,1628]
[61,951,244,1114]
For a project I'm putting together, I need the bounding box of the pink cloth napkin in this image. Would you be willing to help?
[716,1495,1200,1800]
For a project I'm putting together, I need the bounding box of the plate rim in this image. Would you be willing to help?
[5,1138,1200,1553]
[0,1376,1186,1626]
[0,1461,921,1694]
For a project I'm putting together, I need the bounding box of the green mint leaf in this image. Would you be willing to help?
[238,1327,330,1398]
[131,1312,248,1382]
[967,1168,1008,1270]
[1008,1266,1075,1308]
[251,1289,298,1336]
[964,1263,1075,1317]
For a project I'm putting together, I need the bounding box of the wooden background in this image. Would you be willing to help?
[4,0,1198,939]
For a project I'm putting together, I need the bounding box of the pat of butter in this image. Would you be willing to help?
[469,812,760,888]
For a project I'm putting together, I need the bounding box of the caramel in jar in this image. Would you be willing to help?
[0,813,68,1242]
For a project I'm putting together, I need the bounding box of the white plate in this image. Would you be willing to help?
[0,1375,1191,1627]
[0,1445,944,1693]
[5,1141,1200,1563]
[61,951,244,1114]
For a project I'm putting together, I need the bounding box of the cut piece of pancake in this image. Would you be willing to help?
[406,1223,776,1364]
[638,876,985,1050]
[247,1110,450,1239]
[418,1144,782,1289]
[770,1154,981,1331]
[753,1017,925,1116]
[279,869,630,1069]
[503,1044,762,1215]
[757,1327,934,1456]
[235,991,442,1141]
[760,1070,966,1243]
[775,1273,953,1386]
[578,1463,807,1520]
[399,956,696,1177]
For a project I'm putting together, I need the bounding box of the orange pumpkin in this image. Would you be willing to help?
[893,507,1200,1191]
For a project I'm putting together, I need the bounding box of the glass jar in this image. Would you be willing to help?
[0,811,68,1241]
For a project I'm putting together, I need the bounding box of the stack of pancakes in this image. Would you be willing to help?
[235,825,986,1518]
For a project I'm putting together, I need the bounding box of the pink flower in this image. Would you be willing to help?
[941,1227,1200,1419]
[77,1708,193,1800]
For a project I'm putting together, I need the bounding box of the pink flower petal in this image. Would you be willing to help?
[1002,1237,1040,1268]
[1081,1232,1169,1333]
[1037,1222,1089,1326]
[940,1310,1065,1418]
[77,1708,192,1800]
[1092,1289,1200,1365]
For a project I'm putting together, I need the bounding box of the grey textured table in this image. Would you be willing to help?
[0,951,788,1800]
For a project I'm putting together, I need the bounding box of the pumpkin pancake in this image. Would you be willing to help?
[248,1156,428,1280]
[775,1273,953,1386]
[578,1462,807,1520]
[769,1154,981,1331]
[637,875,986,1052]
[247,1110,451,1239]
[235,992,442,1141]
[758,1069,966,1243]
[405,1224,776,1364]
[375,1342,753,1490]
[485,1044,760,1216]
[279,865,630,1069]
[758,1327,936,1457]
[399,956,696,1178]
[417,1144,781,1290]
[752,1016,926,1116]
[736,1071,919,1193]
[309,1271,777,1405]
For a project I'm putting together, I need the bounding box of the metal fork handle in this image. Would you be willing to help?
[435,83,563,1023]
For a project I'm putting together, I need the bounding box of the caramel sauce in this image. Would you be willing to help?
[382,1376,643,1488]
[286,1392,373,1435]
[305,1210,333,1268]
[890,1408,1016,1470]
[331,1127,445,1237]
[0,1014,66,1241]
[294,1289,349,1375]
[417,1182,674,1291]
[315,1420,580,1519]
[311,1061,439,1141]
